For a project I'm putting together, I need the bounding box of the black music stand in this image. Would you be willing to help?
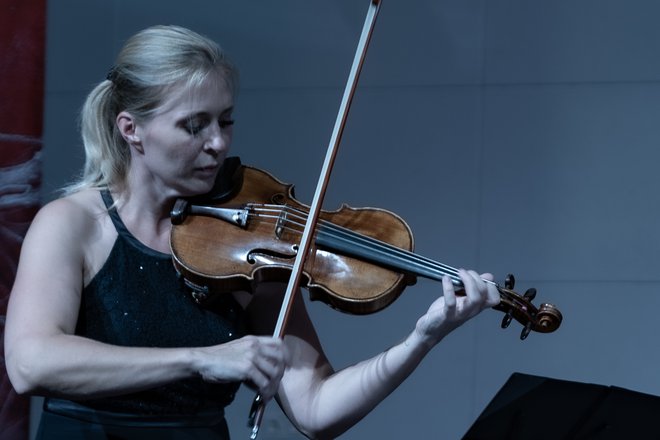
[462,372,660,440]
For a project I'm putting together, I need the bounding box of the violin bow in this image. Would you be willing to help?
[247,1,382,438]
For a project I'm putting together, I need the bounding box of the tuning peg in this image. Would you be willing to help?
[520,321,532,340]
[523,288,537,301]
[505,273,516,290]
[501,311,513,329]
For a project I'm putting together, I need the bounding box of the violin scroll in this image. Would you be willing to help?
[494,273,562,340]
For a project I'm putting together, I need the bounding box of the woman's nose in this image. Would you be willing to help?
[204,123,230,154]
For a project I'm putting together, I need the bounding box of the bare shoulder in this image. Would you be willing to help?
[28,190,109,242]
[34,190,106,226]
[23,189,116,283]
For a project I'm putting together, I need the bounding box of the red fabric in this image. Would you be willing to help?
[0,0,46,143]
[0,0,46,438]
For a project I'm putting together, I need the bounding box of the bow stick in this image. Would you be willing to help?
[247,1,382,438]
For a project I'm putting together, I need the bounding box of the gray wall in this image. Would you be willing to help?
[41,0,660,438]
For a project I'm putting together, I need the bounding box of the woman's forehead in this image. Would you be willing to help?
[157,75,234,116]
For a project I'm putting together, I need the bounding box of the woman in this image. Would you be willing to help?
[4,25,500,439]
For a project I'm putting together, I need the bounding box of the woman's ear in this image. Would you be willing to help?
[116,111,144,153]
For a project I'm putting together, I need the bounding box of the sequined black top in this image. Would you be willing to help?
[71,190,247,416]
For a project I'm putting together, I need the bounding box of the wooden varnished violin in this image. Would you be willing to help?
[170,157,562,341]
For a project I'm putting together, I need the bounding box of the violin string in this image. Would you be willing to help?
[252,203,458,277]
[248,203,465,284]
[245,204,510,301]
[240,207,524,315]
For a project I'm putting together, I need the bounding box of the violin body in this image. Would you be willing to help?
[170,164,417,314]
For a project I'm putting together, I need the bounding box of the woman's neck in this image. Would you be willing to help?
[110,185,176,254]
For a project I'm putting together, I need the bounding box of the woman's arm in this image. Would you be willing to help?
[4,197,286,401]
[252,271,499,439]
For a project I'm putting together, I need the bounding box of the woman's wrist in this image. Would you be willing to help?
[405,324,439,357]
[186,346,205,378]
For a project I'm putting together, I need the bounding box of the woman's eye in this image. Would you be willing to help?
[182,117,233,135]
[219,119,235,129]
[184,120,206,135]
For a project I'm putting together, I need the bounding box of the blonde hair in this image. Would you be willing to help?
[64,25,238,194]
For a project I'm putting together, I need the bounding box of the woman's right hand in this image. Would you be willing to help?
[192,335,287,402]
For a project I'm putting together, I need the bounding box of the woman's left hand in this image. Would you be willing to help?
[415,269,501,347]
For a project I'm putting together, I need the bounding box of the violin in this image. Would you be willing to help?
[170,157,562,340]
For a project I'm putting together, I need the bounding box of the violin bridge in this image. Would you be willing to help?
[275,209,288,239]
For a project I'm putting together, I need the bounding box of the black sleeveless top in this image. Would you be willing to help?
[71,190,247,416]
